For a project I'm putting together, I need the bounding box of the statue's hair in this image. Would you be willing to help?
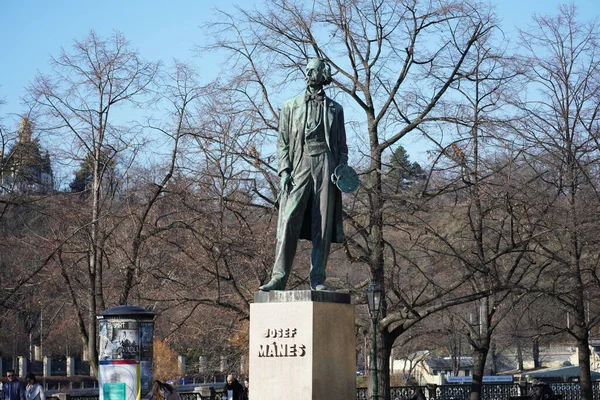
[308,58,332,86]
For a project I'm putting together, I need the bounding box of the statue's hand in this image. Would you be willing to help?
[280,170,293,193]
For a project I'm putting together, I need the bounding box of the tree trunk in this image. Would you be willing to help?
[577,329,592,400]
[469,339,490,400]
[367,120,389,398]
[489,342,497,375]
[469,298,491,400]
[517,342,524,371]
[532,337,540,368]
[369,329,392,400]
[87,288,98,376]
[575,304,592,400]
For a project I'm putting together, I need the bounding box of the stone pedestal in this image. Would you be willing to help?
[198,356,207,374]
[249,290,355,400]
[18,356,28,377]
[178,355,186,376]
[43,356,51,377]
[220,355,228,372]
[66,356,75,377]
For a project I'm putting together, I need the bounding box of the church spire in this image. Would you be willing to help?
[17,116,33,143]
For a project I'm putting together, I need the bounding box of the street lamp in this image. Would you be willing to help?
[367,283,382,400]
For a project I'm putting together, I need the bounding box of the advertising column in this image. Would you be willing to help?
[97,306,155,400]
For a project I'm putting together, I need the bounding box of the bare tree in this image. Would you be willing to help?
[495,293,569,371]
[398,22,542,400]
[512,6,600,399]
[27,30,159,375]
[140,89,277,322]
[116,61,202,304]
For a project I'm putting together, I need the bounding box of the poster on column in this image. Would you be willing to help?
[99,360,141,400]
[140,361,153,391]
[139,322,153,360]
[99,319,140,360]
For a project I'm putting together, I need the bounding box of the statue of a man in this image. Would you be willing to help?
[259,58,348,291]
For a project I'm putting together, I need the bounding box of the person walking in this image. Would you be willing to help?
[530,380,557,400]
[242,380,249,400]
[222,375,244,400]
[151,380,181,400]
[24,374,44,400]
[3,370,25,400]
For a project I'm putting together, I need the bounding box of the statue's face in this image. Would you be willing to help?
[305,60,326,87]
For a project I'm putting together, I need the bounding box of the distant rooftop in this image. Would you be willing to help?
[426,357,474,369]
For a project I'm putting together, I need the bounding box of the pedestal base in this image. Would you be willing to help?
[249,290,356,400]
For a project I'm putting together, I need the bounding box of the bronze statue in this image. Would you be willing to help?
[259,58,349,291]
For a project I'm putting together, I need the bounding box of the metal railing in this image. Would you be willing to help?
[358,382,600,400]
[52,382,600,400]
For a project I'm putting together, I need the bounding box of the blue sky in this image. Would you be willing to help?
[0,0,252,118]
[1,0,598,162]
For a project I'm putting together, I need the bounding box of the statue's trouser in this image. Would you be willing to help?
[271,150,335,289]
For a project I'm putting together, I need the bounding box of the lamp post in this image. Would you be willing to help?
[367,283,382,400]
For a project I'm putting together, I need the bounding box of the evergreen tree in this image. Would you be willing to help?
[0,117,54,194]
[387,145,426,192]
[69,149,116,195]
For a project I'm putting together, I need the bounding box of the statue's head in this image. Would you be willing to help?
[305,58,332,87]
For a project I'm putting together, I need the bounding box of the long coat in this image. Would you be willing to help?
[277,92,348,243]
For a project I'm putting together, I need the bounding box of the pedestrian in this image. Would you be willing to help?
[222,375,244,400]
[410,386,426,400]
[2,370,25,400]
[152,380,181,400]
[242,380,249,400]
[24,374,44,400]
[530,379,556,400]
[259,58,351,292]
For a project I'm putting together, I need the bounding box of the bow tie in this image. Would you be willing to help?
[305,93,325,102]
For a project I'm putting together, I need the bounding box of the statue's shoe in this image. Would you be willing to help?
[312,283,328,291]
[259,280,285,291]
